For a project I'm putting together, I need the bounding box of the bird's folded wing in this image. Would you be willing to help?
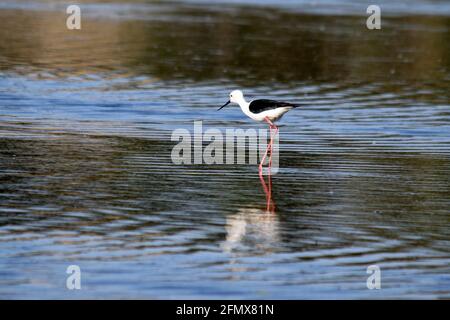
[249,99,299,114]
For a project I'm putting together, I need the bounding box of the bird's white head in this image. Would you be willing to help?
[229,90,244,104]
[218,90,246,110]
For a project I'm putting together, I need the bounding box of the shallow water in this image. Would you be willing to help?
[0,0,449,299]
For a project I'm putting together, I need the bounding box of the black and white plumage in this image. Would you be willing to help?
[249,99,299,114]
[218,90,299,122]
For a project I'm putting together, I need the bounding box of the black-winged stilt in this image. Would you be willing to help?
[218,89,299,176]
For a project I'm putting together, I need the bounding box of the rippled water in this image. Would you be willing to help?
[0,0,449,299]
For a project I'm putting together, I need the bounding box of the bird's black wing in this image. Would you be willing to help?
[249,99,299,114]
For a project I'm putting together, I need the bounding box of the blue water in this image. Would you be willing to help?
[0,0,449,299]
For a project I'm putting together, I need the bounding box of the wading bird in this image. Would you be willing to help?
[218,90,299,176]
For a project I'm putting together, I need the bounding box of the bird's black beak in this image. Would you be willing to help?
[217,100,230,111]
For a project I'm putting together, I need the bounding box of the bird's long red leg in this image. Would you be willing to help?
[259,144,270,175]
[268,123,278,172]
[259,117,273,175]
[268,124,278,212]
[259,117,279,176]
[258,117,278,212]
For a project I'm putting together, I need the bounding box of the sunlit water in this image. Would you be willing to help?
[0,0,449,299]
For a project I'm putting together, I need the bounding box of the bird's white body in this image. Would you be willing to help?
[228,90,293,122]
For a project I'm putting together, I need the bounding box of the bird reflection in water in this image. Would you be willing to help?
[221,122,278,255]
[221,207,280,254]
[259,168,275,213]
[221,172,278,254]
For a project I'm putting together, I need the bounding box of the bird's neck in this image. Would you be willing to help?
[237,99,252,117]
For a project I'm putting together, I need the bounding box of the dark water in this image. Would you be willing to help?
[0,0,449,299]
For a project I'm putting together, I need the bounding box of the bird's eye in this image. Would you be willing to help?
[230,95,233,97]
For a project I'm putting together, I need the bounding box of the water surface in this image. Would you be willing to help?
[0,0,449,299]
